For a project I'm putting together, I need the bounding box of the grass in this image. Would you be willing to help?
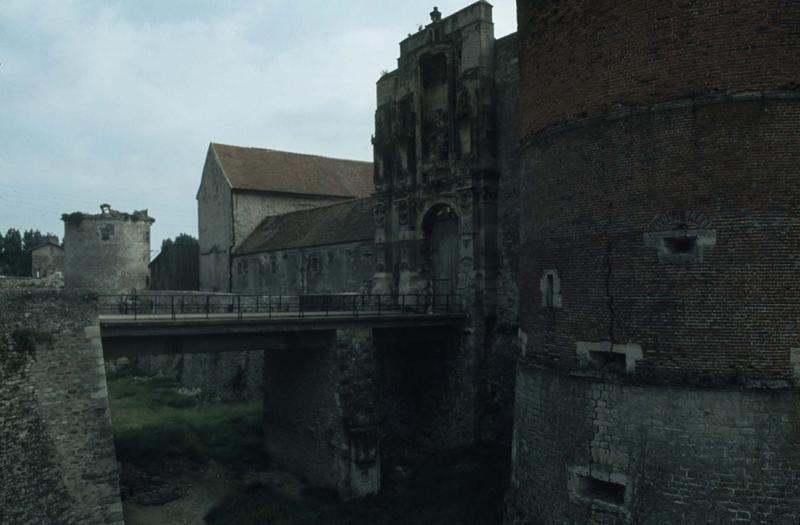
[107,372,268,468]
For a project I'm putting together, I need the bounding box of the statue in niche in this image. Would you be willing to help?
[428,109,449,162]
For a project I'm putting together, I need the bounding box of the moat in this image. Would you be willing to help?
[109,370,509,525]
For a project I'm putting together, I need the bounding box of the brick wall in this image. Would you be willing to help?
[0,290,123,524]
[519,96,800,383]
[509,1,800,522]
[517,0,800,139]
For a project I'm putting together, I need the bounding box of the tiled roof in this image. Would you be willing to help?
[211,143,374,198]
[234,197,375,254]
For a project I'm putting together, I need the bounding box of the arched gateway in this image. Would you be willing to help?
[422,204,459,296]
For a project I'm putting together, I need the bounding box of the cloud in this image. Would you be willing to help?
[0,0,517,248]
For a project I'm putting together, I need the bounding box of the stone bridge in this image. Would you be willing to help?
[98,294,466,500]
[1,290,471,523]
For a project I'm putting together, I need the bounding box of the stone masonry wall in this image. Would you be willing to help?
[232,240,376,296]
[262,328,379,499]
[375,326,477,455]
[0,290,123,525]
[198,148,233,292]
[481,32,521,441]
[506,366,800,525]
[232,191,347,248]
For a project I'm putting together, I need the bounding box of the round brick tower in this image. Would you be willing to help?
[63,204,154,293]
[508,1,800,524]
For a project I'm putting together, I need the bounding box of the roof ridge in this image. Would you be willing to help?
[249,196,374,234]
[234,196,376,255]
[271,195,373,218]
[210,142,372,165]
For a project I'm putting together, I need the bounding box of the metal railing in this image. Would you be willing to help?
[97,293,464,321]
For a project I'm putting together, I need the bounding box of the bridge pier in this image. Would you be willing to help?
[262,328,379,499]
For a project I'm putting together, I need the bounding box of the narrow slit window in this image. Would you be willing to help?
[545,274,554,307]
[540,270,562,308]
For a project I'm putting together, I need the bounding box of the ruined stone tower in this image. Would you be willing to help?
[507,1,800,523]
[62,205,154,293]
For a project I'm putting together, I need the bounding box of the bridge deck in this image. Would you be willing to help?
[100,310,464,331]
[99,310,465,357]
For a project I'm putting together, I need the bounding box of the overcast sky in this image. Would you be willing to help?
[0,0,516,253]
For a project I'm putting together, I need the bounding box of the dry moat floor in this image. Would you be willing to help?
[108,371,509,525]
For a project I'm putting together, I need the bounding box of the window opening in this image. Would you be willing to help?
[588,351,627,373]
[577,475,626,507]
[99,224,115,241]
[545,274,554,307]
[663,236,697,255]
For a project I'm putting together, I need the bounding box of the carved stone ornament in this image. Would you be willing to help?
[428,109,449,162]
[397,200,409,226]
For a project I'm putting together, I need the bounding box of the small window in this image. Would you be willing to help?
[270,259,277,274]
[540,270,562,308]
[663,235,696,255]
[544,274,555,307]
[99,224,115,241]
[308,255,322,274]
[644,229,716,264]
[588,351,627,373]
[144,231,150,242]
[576,475,626,507]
